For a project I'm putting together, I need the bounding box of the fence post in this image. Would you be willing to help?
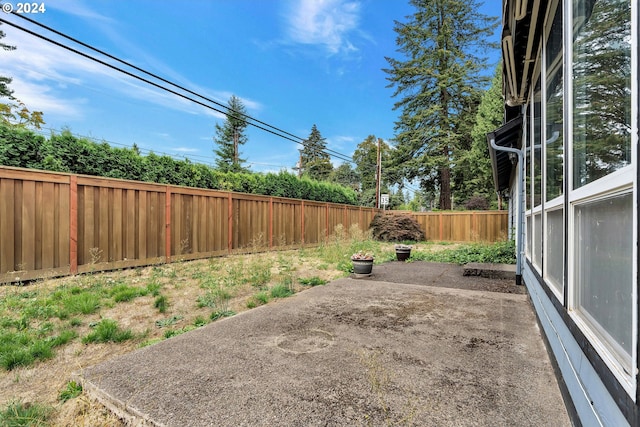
[439,212,443,241]
[165,186,171,263]
[228,193,233,254]
[69,175,78,275]
[325,203,329,240]
[301,201,305,246]
[269,197,273,249]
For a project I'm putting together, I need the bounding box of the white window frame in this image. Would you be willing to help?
[565,0,638,396]
[542,0,565,302]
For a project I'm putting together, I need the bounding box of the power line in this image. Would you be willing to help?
[1,13,356,164]
[33,126,295,171]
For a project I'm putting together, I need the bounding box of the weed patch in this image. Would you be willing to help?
[58,381,82,402]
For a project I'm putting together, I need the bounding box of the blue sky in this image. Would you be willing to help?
[0,0,501,174]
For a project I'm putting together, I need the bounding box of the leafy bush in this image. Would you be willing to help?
[0,125,359,205]
[369,213,425,242]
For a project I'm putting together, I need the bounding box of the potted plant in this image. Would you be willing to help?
[395,244,412,261]
[351,251,374,275]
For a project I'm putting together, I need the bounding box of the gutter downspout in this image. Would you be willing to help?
[490,138,524,285]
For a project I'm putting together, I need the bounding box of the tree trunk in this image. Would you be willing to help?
[439,162,451,210]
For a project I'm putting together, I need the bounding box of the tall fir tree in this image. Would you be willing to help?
[213,95,249,173]
[383,0,498,209]
[300,124,332,181]
[455,63,504,207]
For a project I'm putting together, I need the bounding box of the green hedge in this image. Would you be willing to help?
[0,125,358,205]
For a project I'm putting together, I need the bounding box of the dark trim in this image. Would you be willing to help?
[526,259,639,425]
[524,274,580,426]
[636,25,640,407]
[487,116,523,192]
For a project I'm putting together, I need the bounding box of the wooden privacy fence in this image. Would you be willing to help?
[409,211,509,242]
[0,166,508,284]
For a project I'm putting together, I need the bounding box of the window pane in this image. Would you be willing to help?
[526,215,532,257]
[533,213,542,268]
[572,0,631,189]
[533,79,542,207]
[545,208,563,294]
[545,2,563,200]
[575,193,633,361]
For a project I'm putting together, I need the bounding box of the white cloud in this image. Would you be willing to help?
[285,0,362,55]
[0,3,261,125]
[172,147,199,153]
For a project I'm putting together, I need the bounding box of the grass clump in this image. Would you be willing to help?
[270,284,294,299]
[0,400,51,426]
[298,277,328,287]
[0,329,77,371]
[246,291,270,308]
[109,284,148,302]
[60,292,100,316]
[82,319,132,344]
[58,381,82,402]
[154,295,168,313]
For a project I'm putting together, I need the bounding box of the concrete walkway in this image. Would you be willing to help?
[77,263,570,426]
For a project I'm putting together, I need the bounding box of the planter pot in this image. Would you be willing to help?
[352,259,374,275]
[395,248,411,261]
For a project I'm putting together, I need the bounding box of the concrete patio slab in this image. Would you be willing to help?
[77,263,569,426]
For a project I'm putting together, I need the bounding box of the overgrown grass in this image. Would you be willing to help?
[410,240,516,265]
[0,233,514,377]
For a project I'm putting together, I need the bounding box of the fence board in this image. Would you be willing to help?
[21,180,35,270]
[0,178,14,274]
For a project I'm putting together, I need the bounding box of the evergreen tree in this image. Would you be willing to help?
[383,0,498,209]
[300,124,332,181]
[213,95,249,173]
[455,64,504,207]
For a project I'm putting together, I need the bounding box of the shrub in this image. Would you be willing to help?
[369,213,425,242]
[464,195,490,210]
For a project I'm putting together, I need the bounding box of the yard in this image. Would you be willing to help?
[0,228,513,426]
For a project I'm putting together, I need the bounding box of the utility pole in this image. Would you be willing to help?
[375,138,382,209]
